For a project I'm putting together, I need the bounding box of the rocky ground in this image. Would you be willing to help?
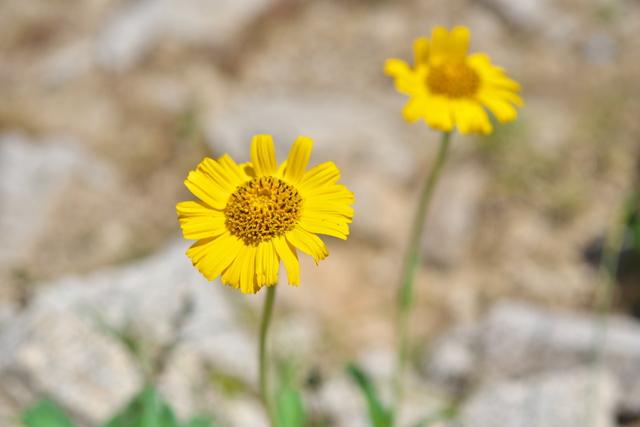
[1,0,640,426]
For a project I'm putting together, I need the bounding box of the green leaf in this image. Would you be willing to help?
[346,363,392,427]
[276,387,307,427]
[22,398,75,427]
[182,416,214,427]
[273,357,307,427]
[102,387,179,427]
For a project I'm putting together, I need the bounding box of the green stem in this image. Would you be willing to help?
[392,131,452,425]
[259,285,278,427]
[588,189,637,427]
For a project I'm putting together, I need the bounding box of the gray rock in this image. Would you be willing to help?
[461,368,618,427]
[474,0,580,41]
[0,310,141,426]
[206,94,418,185]
[34,241,257,382]
[426,300,640,412]
[421,162,488,268]
[39,39,94,88]
[0,240,262,425]
[96,0,275,72]
[475,0,550,32]
[0,132,116,272]
[425,324,478,396]
[582,34,617,65]
[317,376,370,427]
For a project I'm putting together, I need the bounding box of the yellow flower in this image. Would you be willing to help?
[176,135,355,294]
[385,26,523,135]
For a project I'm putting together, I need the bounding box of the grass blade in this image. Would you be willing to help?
[346,363,392,427]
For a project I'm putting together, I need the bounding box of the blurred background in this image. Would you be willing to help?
[1,0,640,426]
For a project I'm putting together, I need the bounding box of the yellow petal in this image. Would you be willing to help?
[241,162,256,178]
[240,245,259,294]
[413,37,430,66]
[299,162,341,194]
[299,215,349,240]
[449,26,471,61]
[218,154,251,184]
[177,201,226,239]
[423,96,455,132]
[177,200,215,217]
[198,157,243,193]
[478,92,519,123]
[451,99,492,135]
[430,27,450,65]
[385,58,411,77]
[386,58,425,95]
[283,136,313,185]
[286,228,328,265]
[186,233,245,282]
[184,170,229,210]
[221,246,246,290]
[402,98,426,122]
[273,236,300,286]
[485,88,524,107]
[256,241,279,287]
[250,135,278,176]
[304,202,354,222]
[469,53,523,94]
[396,72,424,95]
[303,183,355,201]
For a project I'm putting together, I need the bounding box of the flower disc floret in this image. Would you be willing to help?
[225,176,303,246]
[427,62,480,98]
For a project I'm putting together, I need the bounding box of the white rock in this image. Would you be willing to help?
[582,34,616,65]
[39,39,94,88]
[0,240,261,424]
[425,324,478,396]
[480,0,584,45]
[426,300,640,412]
[0,132,116,270]
[0,310,141,425]
[206,94,418,185]
[318,376,370,427]
[35,240,258,384]
[461,368,618,427]
[96,0,274,72]
[421,162,488,268]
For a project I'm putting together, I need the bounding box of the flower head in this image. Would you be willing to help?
[385,26,523,135]
[177,135,355,294]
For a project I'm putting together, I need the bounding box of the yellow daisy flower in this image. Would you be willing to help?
[176,135,355,294]
[385,26,524,135]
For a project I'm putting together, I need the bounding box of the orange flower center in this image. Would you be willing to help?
[225,176,303,246]
[426,61,480,98]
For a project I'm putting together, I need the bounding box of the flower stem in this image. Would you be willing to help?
[588,188,637,427]
[259,284,278,426]
[392,131,452,425]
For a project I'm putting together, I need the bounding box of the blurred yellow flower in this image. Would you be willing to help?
[385,26,523,135]
[177,135,355,294]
